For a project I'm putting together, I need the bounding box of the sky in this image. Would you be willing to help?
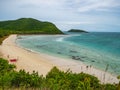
[0,0,120,32]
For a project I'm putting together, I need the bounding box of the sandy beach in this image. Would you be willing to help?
[0,35,119,84]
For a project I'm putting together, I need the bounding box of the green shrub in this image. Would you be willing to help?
[0,58,118,90]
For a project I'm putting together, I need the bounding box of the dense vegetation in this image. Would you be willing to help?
[0,58,120,90]
[0,18,63,34]
[68,29,88,33]
[0,18,63,44]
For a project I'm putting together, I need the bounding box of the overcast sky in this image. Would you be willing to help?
[0,0,120,32]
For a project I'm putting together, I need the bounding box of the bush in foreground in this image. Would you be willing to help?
[0,58,119,90]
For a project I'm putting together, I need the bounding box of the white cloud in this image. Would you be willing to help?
[76,0,120,12]
[56,21,94,25]
[0,0,120,31]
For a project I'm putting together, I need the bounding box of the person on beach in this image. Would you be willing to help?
[7,55,9,58]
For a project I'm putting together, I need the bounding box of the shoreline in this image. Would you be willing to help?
[0,35,119,84]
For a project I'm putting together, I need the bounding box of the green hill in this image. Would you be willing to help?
[0,18,63,34]
[0,18,63,44]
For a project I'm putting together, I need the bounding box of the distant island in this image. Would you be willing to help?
[0,18,63,34]
[68,29,88,33]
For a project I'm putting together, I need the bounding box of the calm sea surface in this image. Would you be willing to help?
[16,32,120,75]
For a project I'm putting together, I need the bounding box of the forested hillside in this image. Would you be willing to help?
[0,18,63,34]
[0,18,63,44]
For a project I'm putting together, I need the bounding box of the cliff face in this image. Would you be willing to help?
[0,18,63,34]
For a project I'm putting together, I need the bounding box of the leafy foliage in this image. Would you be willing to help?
[0,58,16,74]
[0,58,119,90]
[0,58,43,89]
[45,67,100,90]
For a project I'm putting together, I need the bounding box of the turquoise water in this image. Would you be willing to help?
[16,32,120,75]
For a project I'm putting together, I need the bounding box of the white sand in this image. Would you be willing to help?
[0,35,119,84]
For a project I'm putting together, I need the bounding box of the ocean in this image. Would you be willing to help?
[16,32,120,75]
